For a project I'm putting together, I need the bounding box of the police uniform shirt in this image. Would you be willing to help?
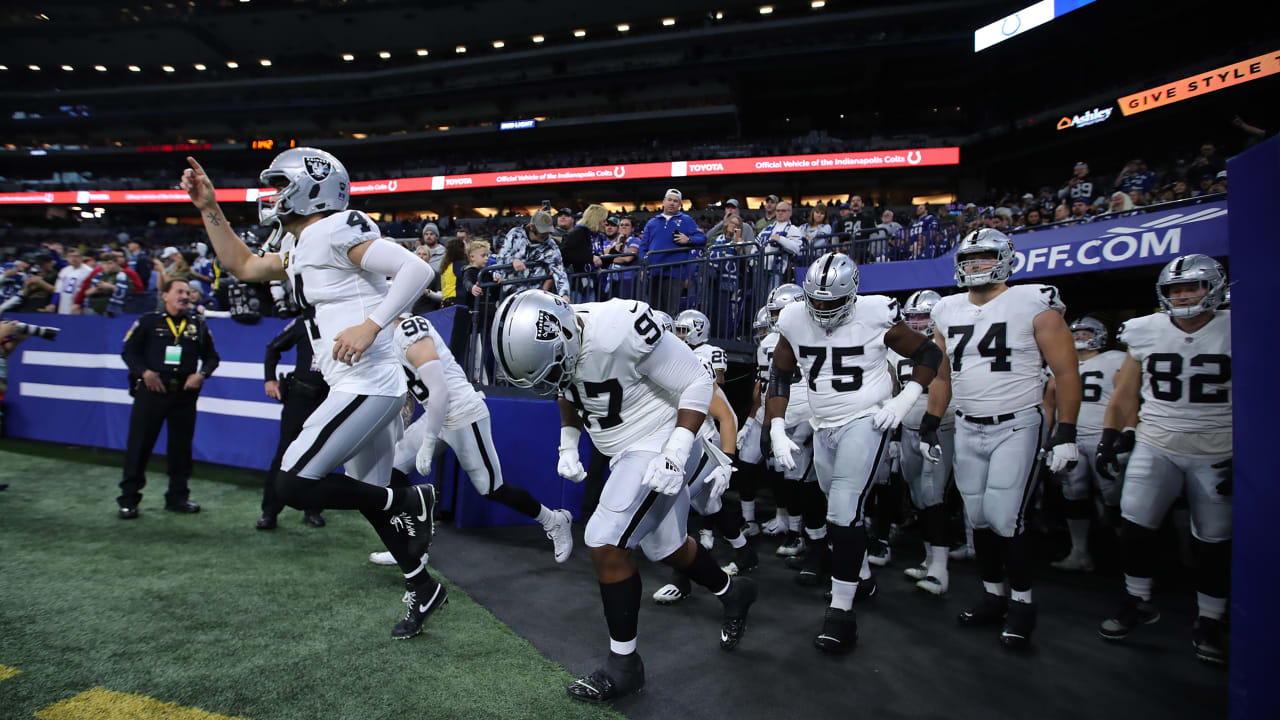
[275,210,406,398]
[264,319,324,387]
[122,310,220,387]
[930,284,1064,417]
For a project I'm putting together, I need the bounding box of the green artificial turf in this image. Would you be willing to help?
[0,439,621,720]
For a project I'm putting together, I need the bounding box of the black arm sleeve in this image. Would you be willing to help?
[120,315,151,376]
[199,322,220,377]
[767,365,794,400]
[264,319,302,381]
[909,338,943,372]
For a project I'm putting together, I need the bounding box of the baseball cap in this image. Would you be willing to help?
[766,194,780,203]
[725,199,739,208]
[994,207,1013,220]
[1022,193,1034,200]
[422,222,440,236]
[838,202,851,209]
[557,207,573,217]
[160,246,179,259]
[531,210,554,234]
[1074,161,1088,169]
[1216,170,1228,180]
[664,188,683,201]
[606,215,620,226]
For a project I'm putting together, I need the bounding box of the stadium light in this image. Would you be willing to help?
[715,11,724,20]
[95,65,107,71]
[226,61,239,68]
[662,18,676,26]
[259,58,272,66]
[0,65,8,71]
[28,65,40,71]
[492,40,505,48]
[455,45,467,53]
[573,29,586,37]
[128,65,141,72]
[193,63,206,70]
[759,5,773,14]
[379,51,391,59]
[531,34,544,43]
[416,48,428,56]
[61,64,74,71]
[341,53,354,61]
[616,23,630,32]
[162,65,175,73]
[811,0,825,7]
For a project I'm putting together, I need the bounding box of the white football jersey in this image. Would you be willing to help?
[1075,350,1126,437]
[887,348,955,429]
[56,263,93,314]
[1120,310,1231,436]
[277,210,405,397]
[931,283,1065,416]
[566,299,679,458]
[774,295,900,429]
[392,315,488,430]
[693,343,727,376]
[754,330,811,426]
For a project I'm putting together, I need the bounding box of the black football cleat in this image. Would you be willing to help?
[854,576,878,602]
[730,542,759,575]
[795,543,831,587]
[165,500,200,514]
[303,512,326,528]
[118,506,139,520]
[813,607,857,654]
[1192,616,1228,666]
[391,484,436,560]
[718,576,758,651]
[391,577,448,640]
[256,514,277,530]
[1000,600,1037,650]
[567,652,645,703]
[1099,595,1161,641]
[958,592,1009,627]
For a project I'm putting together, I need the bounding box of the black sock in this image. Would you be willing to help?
[389,468,412,489]
[921,504,950,548]
[486,484,542,519]
[802,482,828,531]
[1005,532,1035,593]
[712,507,745,541]
[827,522,867,583]
[278,471,390,512]
[600,573,642,645]
[1193,538,1231,599]
[679,543,730,594]
[1063,498,1092,520]
[772,469,793,518]
[873,480,902,539]
[1120,520,1158,580]
[734,460,758,503]
[973,528,1006,585]
[785,480,806,517]
[360,506,421,574]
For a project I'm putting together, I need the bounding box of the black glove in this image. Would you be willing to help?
[1095,428,1122,481]
[1212,458,1232,496]
[759,423,772,464]
[918,412,942,464]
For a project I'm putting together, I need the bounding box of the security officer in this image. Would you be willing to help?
[118,278,219,519]
[257,318,328,530]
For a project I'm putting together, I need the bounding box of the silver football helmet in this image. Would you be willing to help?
[491,290,581,395]
[674,309,710,346]
[1070,316,1108,351]
[1156,254,1227,318]
[767,283,805,320]
[258,147,351,239]
[903,289,942,335]
[752,306,772,342]
[802,252,859,331]
[954,228,1016,287]
[652,310,674,334]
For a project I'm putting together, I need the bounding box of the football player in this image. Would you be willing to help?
[734,306,776,535]
[1044,316,1127,572]
[181,151,443,639]
[766,252,942,653]
[889,289,957,595]
[675,309,727,385]
[492,291,755,703]
[389,314,574,562]
[1096,255,1231,665]
[924,229,1081,650]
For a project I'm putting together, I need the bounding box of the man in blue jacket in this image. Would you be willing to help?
[638,188,706,315]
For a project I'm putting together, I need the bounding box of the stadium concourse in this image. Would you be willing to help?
[1,1,1274,719]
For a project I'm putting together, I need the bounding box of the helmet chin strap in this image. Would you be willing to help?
[262,221,285,254]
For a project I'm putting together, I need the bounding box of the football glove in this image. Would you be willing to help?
[1045,422,1079,474]
[557,426,587,483]
[1095,428,1122,481]
[766,418,800,472]
[414,436,437,477]
[645,427,696,496]
[705,465,734,506]
[918,413,943,464]
[736,417,758,453]
[872,381,923,432]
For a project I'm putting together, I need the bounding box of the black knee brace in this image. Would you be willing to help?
[827,523,867,582]
[1120,520,1159,580]
[972,528,1005,584]
[1193,538,1231,598]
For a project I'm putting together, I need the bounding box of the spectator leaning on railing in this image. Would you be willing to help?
[637,188,705,316]
[758,200,805,286]
[800,202,832,250]
[753,193,779,234]
[707,199,757,247]
[495,209,571,300]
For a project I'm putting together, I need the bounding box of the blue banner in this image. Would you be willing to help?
[802,200,1229,294]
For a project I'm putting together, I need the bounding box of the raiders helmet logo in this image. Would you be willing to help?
[692,317,706,334]
[534,310,561,341]
[304,156,331,182]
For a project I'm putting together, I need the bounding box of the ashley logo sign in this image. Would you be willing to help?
[1057,107,1113,130]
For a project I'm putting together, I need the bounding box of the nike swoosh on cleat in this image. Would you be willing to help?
[415,487,430,522]
[417,585,444,613]
[817,634,839,642]
[721,631,730,643]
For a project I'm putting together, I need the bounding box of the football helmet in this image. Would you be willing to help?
[767,283,804,323]
[257,147,350,238]
[1070,316,1108,351]
[1156,254,1227,318]
[752,306,772,343]
[903,289,942,335]
[802,252,859,331]
[674,309,710,346]
[491,290,581,395]
[954,228,1016,287]
[652,310,674,334]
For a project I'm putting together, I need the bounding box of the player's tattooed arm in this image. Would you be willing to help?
[924,326,952,418]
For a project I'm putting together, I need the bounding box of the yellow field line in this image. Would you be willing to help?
[0,664,20,682]
[35,687,250,720]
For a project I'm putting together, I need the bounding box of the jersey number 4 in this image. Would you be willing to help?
[292,275,320,340]
[948,323,1012,372]
[1146,353,1230,403]
[798,346,863,392]
[566,379,624,430]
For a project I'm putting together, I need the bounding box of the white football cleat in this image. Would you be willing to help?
[699,529,715,552]
[653,581,690,605]
[545,509,574,564]
[904,562,929,581]
[762,517,787,536]
[916,574,949,595]
[369,551,397,566]
[1051,549,1095,573]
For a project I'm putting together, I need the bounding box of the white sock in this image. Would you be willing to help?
[928,545,949,579]
[1197,592,1227,620]
[859,551,871,581]
[830,578,858,611]
[741,500,756,522]
[405,561,428,581]
[1124,575,1153,602]
[1011,588,1033,604]
[805,525,828,541]
[728,534,746,549]
[610,637,637,656]
[536,505,555,528]
[776,509,790,526]
[788,515,802,532]
[1066,518,1089,553]
[984,581,1009,597]
[383,488,394,512]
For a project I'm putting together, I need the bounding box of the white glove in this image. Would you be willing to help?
[736,417,758,453]
[705,465,733,506]
[644,427,696,496]
[887,440,902,461]
[872,381,923,432]
[1046,442,1080,473]
[557,426,587,483]
[769,418,800,472]
[414,436,438,477]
